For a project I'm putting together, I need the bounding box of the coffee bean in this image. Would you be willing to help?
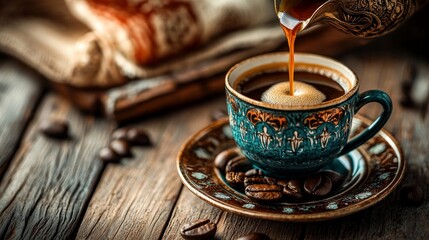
[245,169,264,177]
[400,64,418,108]
[214,148,240,171]
[99,147,120,163]
[110,139,131,157]
[226,156,252,173]
[236,232,270,240]
[244,177,280,202]
[399,185,424,206]
[112,128,128,141]
[304,173,332,196]
[245,184,283,202]
[210,109,227,121]
[278,179,303,199]
[322,170,343,186]
[244,176,276,187]
[127,128,151,146]
[180,219,216,240]
[226,171,245,186]
[39,118,69,138]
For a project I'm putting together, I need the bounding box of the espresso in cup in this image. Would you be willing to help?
[236,70,345,105]
[225,53,392,177]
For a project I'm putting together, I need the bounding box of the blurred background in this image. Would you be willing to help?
[0,0,428,121]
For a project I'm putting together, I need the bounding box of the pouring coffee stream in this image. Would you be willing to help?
[274,0,428,97]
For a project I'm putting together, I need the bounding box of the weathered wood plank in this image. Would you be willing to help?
[162,189,223,239]
[0,60,43,179]
[76,98,226,239]
[216,212,305,240]
[164,188,305,240]
[0,94,114,239]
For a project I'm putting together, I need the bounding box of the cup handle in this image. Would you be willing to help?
[339,90,393,155]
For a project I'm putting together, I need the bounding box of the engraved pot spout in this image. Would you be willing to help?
[306,0,428,38]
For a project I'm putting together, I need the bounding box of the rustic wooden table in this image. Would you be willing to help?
[0,36,428,240]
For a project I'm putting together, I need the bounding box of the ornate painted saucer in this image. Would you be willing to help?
[177,115,405,222]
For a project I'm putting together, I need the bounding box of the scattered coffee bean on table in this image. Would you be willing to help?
[126,128,152,146]
[110,139,131,157]
[39,118,69,138]
[236,232,270,240]
[180,219,216,240]
[112,127,152,146]
[101,127,153,164]
[99,147,120,163]
[400,64,418,108]
[399,184,424,206]
[111,128,128,141]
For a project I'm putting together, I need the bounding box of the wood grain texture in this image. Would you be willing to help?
[0,60,43,179]
[164,189,304,240]
[0,94,113,239]
[216,212,305,240]
[162,188,223,240]
[76,98,226,240]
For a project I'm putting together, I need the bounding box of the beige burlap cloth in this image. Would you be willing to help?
[0,0,359,122]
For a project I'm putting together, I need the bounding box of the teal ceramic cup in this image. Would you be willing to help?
[225,53,392,177]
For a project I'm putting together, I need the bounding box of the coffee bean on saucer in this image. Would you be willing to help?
[399,184,424,206]
[304,173,332,196]
[180,218,216,240]
[127,128,152,146]
[278,179,303,200]
[99,147,120,163]
[322,170,343,186]
[244,176,277,187]
[39,118,69,138]
[210,109,227,121]
[236,232,270,240]
[226,171,245,186]
[112,128,128,141]
[214,148,240,171]
[245,184,283,202]
[110,139,131,157]
[245,169,264,177]
[226,156,252,173]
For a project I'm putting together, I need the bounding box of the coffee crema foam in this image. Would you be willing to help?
[261,81,326,106]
